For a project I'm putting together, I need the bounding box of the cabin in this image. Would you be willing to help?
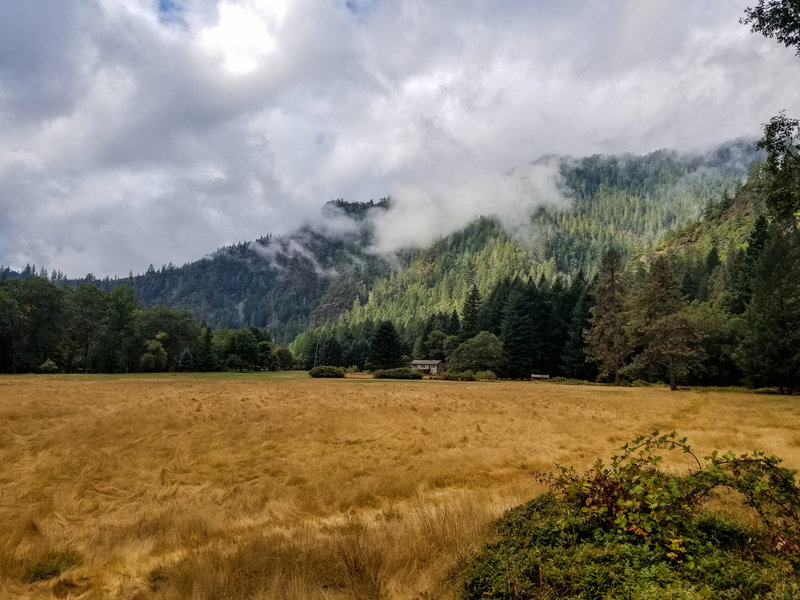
[410,359,444,375]
[530,373,550,380]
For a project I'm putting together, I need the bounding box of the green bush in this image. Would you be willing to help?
[463,432,800,599]
[23,550,82,582]
[372,368,422,379]
[441,370,475,381]
[38,358,58,373]
[309,365,346,378]
[474,370,496,381]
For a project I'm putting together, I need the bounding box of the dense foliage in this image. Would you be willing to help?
[464,432,800,599]
[308,365,345,378]
[0,278,294,373]
[372,367,423,380]
[3,138,797,387]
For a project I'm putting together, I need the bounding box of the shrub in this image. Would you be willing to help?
[23,550,82,582]
[441,370,475,381]
[309,365,346,378]
[474,370,496,381]
[372,368,422,380]
[464,431,800,599]
[38,359,58,373]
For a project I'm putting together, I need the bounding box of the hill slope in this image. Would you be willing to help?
[1,142,759,344]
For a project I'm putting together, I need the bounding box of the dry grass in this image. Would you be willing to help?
[1,374,799,599]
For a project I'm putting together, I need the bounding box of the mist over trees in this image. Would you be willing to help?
[2,133,798,390]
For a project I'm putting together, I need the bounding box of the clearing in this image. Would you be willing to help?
[1,373,799,599]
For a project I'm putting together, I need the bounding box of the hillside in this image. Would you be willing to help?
[1,142,758,344]
[308,142,757,334]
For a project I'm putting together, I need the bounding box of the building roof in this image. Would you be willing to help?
[411,360,442,365]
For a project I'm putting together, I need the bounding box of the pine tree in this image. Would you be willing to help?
[585,248,628,385]
[177,347,194,371]
[626,255,701,391]
[365,321,404,370]
[560,275,595,380]
[500,283,537,379]
[459,284,482,341]
[736,225,800,393]
[480,278,513,336]
[317,334,343,366]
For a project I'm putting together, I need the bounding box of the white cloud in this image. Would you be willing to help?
[1,0,799,276]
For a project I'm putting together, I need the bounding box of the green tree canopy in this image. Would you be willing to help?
[742,0,800,55]
[459,284,482,341]
[585,248,628,385]
[447,331,505,374]
[365,320,405,370]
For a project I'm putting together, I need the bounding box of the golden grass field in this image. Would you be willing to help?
[2,373,800,600]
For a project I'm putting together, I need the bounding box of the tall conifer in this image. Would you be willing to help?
[585,248,628,385]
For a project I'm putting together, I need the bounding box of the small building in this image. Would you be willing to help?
[530,373,550,380]
[411,359,444,376]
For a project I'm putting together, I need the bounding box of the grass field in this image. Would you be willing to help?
[1,373,799,599]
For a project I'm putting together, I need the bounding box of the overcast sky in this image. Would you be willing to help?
[2,0,799,277]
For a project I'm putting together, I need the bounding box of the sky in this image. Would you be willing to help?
[2,0,800,277]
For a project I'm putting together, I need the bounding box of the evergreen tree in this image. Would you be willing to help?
[177,347,194,371]
[459,284,482,340]
[500,283,537,379]
[625,255,701,390]
[480,278,513,336]
[365,321,404,370]
[736,225,800,393]
[585,248,628,384]
[560,275,595,380]
[317,334,343,367]
[448,310,461,336]
[542,276,570,375]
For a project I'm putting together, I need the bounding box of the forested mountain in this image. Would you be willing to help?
[1,142,757,347]
[297,142,757,337]
[292,162,800,393]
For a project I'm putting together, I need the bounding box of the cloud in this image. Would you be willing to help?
[1,0,799,277]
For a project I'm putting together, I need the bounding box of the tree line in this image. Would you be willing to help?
[291,168,799,392]
[0,279,295,374]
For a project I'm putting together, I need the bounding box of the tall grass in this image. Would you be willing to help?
[1,374,798,598]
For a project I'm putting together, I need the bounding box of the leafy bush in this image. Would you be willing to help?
[474,370,496,381]
[441,370,475,381]
[372,368,422,380]
[38,358,58,373]
[309,365,346,378]
[464,431,800,599]
[23,550,82,582]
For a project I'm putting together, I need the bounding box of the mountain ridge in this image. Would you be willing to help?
[0,141,760,344]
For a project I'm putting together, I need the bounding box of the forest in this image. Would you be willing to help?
[1,105,798,391]
[2,144,754,344]
[2,147,798,392]
[290,169,798,394]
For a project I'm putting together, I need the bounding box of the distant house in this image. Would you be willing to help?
[411,359,444,375]
[530,373,550,380]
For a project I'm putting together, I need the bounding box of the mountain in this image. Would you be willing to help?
[1,141,760,345]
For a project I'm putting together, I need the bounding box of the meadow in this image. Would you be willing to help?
[1,373,799,599]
